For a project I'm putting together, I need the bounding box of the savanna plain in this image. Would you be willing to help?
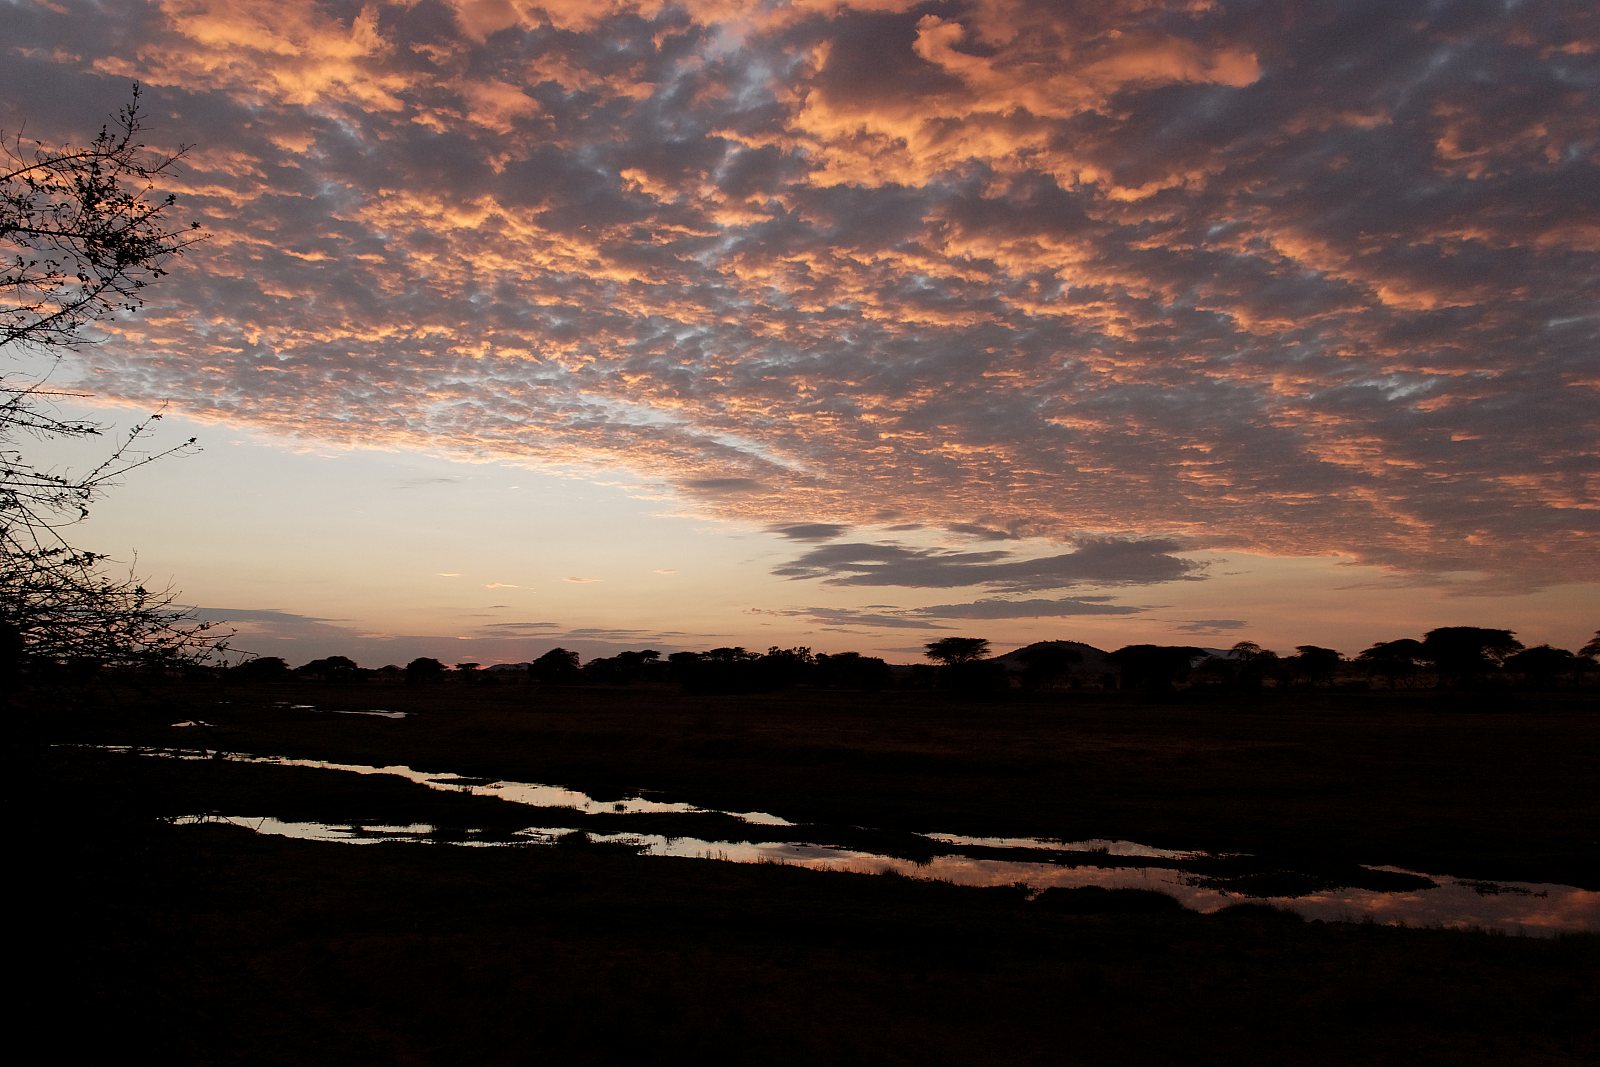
[20,677,1599,1065]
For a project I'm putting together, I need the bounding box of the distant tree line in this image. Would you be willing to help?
[90,624,1600,700]
[1108,627,1598,693]
[217,645,893,694]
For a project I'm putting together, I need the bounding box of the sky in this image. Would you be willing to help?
[3,0,1596,666]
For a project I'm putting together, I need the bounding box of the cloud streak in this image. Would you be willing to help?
[774,538,1202,590]
[757,592,1147,631]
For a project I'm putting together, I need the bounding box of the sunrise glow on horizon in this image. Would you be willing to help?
[4,0,1595,666]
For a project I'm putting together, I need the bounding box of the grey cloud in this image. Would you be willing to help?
[774,542,1009,587]
[769,522,850,542]
[683,477,764,495]
[809,10,966,109]
[774,538,1203,591]
[945,524,1021,541]
[197,607,346,629]
[474,622,564,636]
[716,145,794,200]
[917,598,1143,620]
[761,591,1145,629]
[394,476,464,489]
[1174,619,1249,634]
[563,627,688,641]
[755,607,947,631]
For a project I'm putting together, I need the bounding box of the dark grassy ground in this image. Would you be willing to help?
[19,680,1600,1064]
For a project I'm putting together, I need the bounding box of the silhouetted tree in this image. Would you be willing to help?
[755,646,815,688]
[923,637,991,664]
[404,656,445,685]
[580,656,621,684]
[669,645,815,693]
[228,656,291,683]
[1107,645,1205,692]
[529,647,580,684]
[1505,645,1576,689]
[1192,642,1275,691]
[1251,648,1283,683]
[1226,640,1257,658]
[1288,645,1342,687]
[590,655,642,684]
[582,649,664,685]
[455,660,495,685]
[814,650,890,690]
[1230,641,1280,690]
[2,86,224,673]
[299,655,361,682]
[1580,631,1600,660]
[1357,639,1427,689]
[617,649,663,679]
[1017,642,1082,690]
[1192,654,1239,689]
[1421,627,1522,687]
[921,636,1004,693]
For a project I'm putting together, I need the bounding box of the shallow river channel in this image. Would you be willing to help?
[126,744,1598,937]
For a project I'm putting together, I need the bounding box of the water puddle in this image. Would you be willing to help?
[267,702,410,719]
[118,746,792,825]
[178,816,441,844]
[925,832,1210,861]
[177,813,1600,936]
[112,746,1599,937]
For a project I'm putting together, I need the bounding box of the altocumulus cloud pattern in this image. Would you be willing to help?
[4,0,1596,590]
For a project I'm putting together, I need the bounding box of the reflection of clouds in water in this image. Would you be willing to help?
[131,746,793,824]
[926,832,1206,860]
[138,746,1598,936]
[176,815,435,844]
[1314,876,1600,935]
[181,813,1599,937]
[483,780,702,816]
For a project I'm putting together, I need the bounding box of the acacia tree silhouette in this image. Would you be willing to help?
[923,637,990,664]
[1,85,225,677]
[1107,645,1205,691]
[529,647,580,684]
[924,636,1004,693]
[1357,639,1427,689]
[1289,645,1342,687]
[1016,642,1082,689]
[1421,627,1522,687]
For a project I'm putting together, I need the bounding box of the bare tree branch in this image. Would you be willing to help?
[2,85,228,677]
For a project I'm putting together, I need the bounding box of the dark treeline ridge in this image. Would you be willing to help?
[37,623,1592,699]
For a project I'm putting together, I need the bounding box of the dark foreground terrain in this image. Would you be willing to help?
[19,680,1600,1063]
